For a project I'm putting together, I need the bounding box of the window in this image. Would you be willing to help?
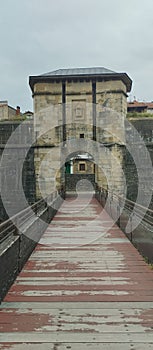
[80,133,84,139]
[79,163,85,171]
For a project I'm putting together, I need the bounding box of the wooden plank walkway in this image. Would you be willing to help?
[1,194,153,349]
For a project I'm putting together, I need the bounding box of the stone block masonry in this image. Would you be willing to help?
[29,67,132,197]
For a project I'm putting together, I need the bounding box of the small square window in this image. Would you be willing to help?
[79,163,85,171]
[80,133,84,139]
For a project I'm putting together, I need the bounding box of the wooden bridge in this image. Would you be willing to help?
[0,191,153,349]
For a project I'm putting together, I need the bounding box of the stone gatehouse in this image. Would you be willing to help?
[29,67,132,198]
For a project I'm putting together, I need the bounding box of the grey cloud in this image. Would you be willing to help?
[0,0,153,110]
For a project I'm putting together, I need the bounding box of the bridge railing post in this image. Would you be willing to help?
[117,203,121,227]
[130,214,133,242]
[109,195,112,217]
[99,188,101,205]
[14,217,20,236]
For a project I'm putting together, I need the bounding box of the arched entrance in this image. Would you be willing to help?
[65,152,95,193]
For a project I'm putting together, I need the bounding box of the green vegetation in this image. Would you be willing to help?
[10,116,27,121]
[127,112,153,118]
[0,116,30,123]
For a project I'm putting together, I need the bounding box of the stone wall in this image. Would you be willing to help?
[0,121,35,222]
[0,102,17,121]
[1,115,153,219]
[65,174,95,191]
[33,78,128,197]
[123,118,153,207]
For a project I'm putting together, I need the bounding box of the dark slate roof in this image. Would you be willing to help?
[41,67,116,76]
[29,67,132,92]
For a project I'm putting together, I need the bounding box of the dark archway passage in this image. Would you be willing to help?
[64,152,95,193]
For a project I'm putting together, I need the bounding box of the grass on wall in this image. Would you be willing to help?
[127,112,153,118]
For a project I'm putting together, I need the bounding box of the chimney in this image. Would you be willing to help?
[16,106,20,115]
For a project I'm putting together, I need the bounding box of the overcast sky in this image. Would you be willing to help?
[0,0,153,112]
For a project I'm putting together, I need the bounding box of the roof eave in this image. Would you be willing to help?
[29,72,132,93]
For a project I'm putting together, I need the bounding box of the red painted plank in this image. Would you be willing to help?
[1,195,153,347]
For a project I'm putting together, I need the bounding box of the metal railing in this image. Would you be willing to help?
[96,186,153,228]
[96,186,153,262]
[0,190,59,244]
